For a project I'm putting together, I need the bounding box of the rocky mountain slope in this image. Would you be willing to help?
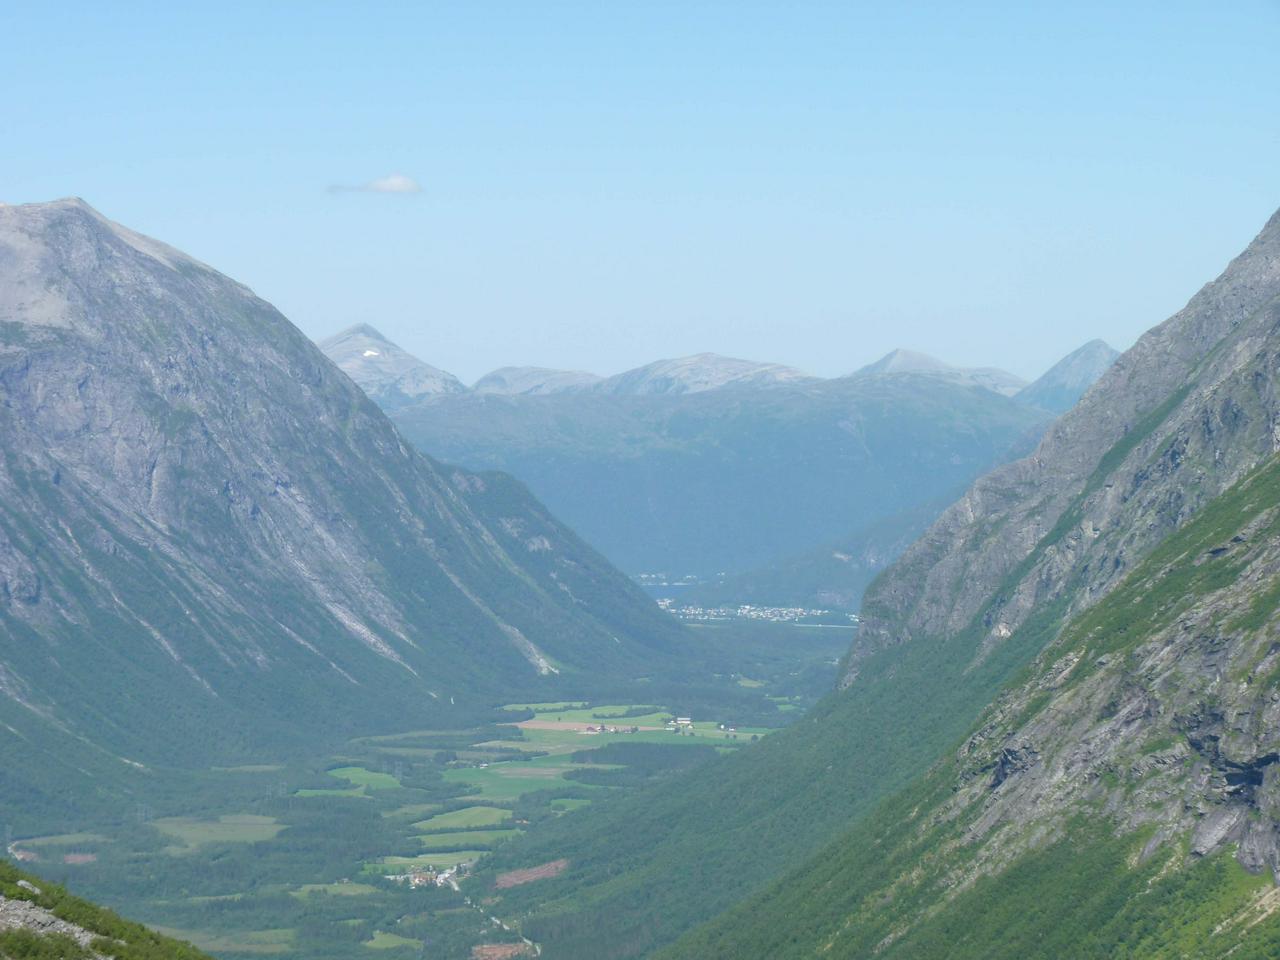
[0,199,686,819]
[668,433,1280,960]
[1015,337,1120,412]
[472,205,1280,959]
[316,324,465,407]
[0,860,210,960]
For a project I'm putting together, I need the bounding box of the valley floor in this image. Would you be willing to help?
[8,622,848,960]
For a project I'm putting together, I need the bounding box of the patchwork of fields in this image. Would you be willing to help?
[10,622,849,959]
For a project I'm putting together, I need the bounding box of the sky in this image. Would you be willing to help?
[2,1,1278,383]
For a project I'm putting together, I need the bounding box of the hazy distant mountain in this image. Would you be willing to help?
[0,199,685,818]
[853,348,1028,396]
[595,352,815,395]
[384,368,1049,579]
[1015,338,1120,412]
[320,332,1047,582]
[319,323,466,408]
[473,365,604,395]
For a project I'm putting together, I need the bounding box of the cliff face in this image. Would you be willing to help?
[851,207,1280,683]
[0,199,685,782]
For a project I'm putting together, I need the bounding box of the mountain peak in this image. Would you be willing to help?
[331,322,389,342]
[858,348,955,376]
[1015,339,1120,413]
[0,198,230,331]
[318,325,466,406]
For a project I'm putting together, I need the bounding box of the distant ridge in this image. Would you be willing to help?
[853,348,1027,397]
[473,366,604,395]
[594,352,814,395]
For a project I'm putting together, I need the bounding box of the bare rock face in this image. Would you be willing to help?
[0,894,103,954]
[0,199,684,780]
[850,206,1280,684]
[944,453,1280,882]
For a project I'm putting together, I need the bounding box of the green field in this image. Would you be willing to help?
[413,806,513,832]
[364,930,420,950]
[419,829,521,850]
[153,815,284,852]
[443,755,607,801]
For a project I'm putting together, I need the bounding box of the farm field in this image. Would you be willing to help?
[419,830,522,851]
[153,815,284,853]
[414,807,513,832]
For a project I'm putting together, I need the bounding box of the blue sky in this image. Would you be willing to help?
[3,1,1277,382]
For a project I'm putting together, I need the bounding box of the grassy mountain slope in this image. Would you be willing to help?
[471,206,1280,958]
[666,452,1280,958]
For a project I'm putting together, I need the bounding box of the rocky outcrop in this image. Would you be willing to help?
[0,892,105,955]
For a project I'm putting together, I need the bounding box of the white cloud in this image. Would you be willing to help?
[328,173,422,195]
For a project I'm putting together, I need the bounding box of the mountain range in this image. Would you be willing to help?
[0,199,687,823]
[469,204,1280,959]
[322,332,1108,601]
